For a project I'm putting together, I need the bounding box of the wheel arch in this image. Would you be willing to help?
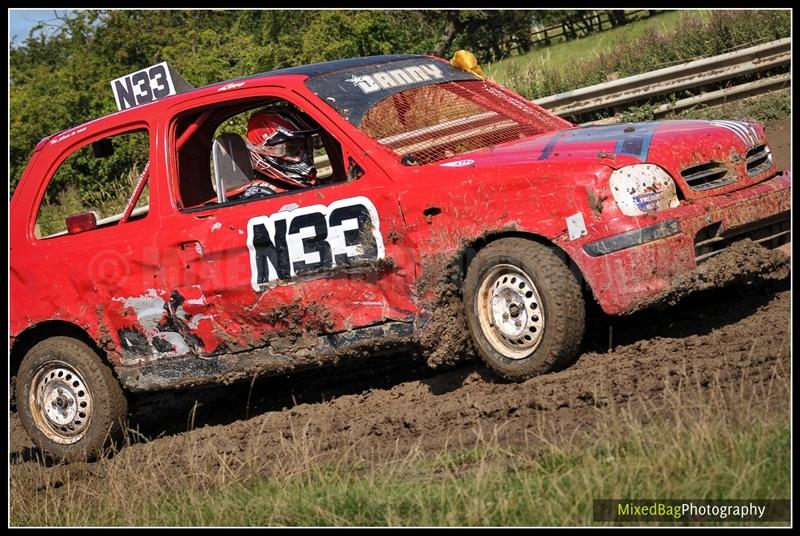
[453,230,594,300]
[10,321,110,381]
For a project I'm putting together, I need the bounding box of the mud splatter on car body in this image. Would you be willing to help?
[11,54,790,396]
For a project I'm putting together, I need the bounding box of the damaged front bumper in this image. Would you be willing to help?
[570,172,791,315]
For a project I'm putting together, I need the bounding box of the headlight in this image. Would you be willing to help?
[609,164,680,217]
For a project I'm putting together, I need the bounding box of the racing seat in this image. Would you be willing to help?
[211,133,253,203]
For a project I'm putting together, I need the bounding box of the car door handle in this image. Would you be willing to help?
[423,206,442,224]
[178,241,204,267]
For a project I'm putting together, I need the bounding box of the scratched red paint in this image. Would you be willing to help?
[10,55,791,391]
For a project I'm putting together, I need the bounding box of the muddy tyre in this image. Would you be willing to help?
[464,238,585,380]
[17,337,128,463]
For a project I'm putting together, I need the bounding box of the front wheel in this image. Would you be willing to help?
[463,238,585,380]
[17,337,128,463]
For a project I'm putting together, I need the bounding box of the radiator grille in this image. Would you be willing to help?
[694,211,790,264]
[745,144,772,176]
[680,162,736,191]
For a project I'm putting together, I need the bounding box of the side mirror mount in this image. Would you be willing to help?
[347,157,364,181]
[66,212,98,234]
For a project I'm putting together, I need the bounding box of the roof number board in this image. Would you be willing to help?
[110,62,193,111]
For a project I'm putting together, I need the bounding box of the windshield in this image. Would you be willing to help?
[305,57,572,166]
[359,80,572,165]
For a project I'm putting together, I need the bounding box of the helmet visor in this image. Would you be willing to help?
[252,138,310,163]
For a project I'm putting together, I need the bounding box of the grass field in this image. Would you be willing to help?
[485,11,693,85]
[489,9,789,102]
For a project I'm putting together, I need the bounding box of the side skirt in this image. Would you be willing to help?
[116,321,416,392]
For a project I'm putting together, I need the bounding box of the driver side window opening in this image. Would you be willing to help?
[173,98,347,211]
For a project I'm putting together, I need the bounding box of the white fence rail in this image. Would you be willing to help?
[534,38,791,118]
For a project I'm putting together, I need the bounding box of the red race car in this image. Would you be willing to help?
[10,54,791,461]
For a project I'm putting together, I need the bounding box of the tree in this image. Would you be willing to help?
[10,9,551,194]
[425,11,536,63]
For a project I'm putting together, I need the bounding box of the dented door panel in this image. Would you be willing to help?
[145,171,418,358]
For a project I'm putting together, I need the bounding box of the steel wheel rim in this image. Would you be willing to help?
[476,263,545,359]
[29,361,93,445]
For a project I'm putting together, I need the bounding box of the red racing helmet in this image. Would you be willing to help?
[246,109,319,187]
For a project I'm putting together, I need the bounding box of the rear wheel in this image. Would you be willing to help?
[464,238,585,380]
[17,337,128,462]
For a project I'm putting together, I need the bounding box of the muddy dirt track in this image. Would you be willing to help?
[10,276,791,481]
[9,118,792,500]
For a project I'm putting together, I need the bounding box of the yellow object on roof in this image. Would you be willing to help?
[450,50,486,79]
